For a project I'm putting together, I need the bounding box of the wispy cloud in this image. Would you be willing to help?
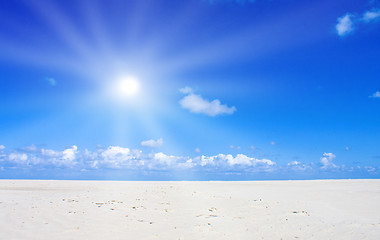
[229,145,241,150]
[336,8,380,36]
[179,87,236,117]
[46,77,57,86]
[369,91,380,98]
[141,138,163,148]
[179,86,193,94]
[363,9,380,22]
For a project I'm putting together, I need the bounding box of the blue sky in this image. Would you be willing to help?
[0,0,379,180]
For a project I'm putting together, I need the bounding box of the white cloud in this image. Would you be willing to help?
[149,152,194,169]
[179,88,236,117]
[0,145,5,160]
[288,161,301,166]
[40,145,78,167]
[199,153,275,168]
[336,14,355,36]
[199,154,219,166]
[270,141,276,145]
[336,8,380,36]
[62,145,78,162]
[1,145,276,171]
[100,146,143,168]
[370,91,380,98]
[2,145,379,175]
[179,86,193,94]
[320,152,337,169]
[229,154,252,165]
[229,145,241,150]
[23,145,38,152]
[9,153,28,162]
[363,9,380,22]
[345,146,350,151]
[154,152,178,166]
[195,148,201,153]
[365,166,376,172]
[141,138,163,148]
[287,161,310,171]
[41,148,60,157]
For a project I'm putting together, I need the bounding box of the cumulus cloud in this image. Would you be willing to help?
[320,152,337,169]
[9,153,28,162]
[40,145,78,167]
[1,145,379,176]
[3,145,79,167]
[0,145,5,150]
[199,153,275,169]
[195,148,201,153]
[336,8,380,36]
[369,91,380,98]
[99,146,143,168]
[336,14,355,36]
[179,87,236,117]
[62,145,78,162]
[287,161,311,171]
[152,152,194,169]
[141,138,163,148]
[154,152,178,165]
[0,145,277,172]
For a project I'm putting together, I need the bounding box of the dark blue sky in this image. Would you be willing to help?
[0,0,379,180]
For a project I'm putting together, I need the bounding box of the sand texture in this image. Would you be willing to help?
[0,180,379,239]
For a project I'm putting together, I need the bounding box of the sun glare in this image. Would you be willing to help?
[114,76,140,98]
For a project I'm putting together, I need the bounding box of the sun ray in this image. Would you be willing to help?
[23,0,96,62]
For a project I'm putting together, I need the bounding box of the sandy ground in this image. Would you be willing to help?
[0,180,379,240]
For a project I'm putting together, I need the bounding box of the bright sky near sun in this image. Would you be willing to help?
[0,0,379,180]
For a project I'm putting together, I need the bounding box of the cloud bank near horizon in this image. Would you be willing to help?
[0,145,378,177]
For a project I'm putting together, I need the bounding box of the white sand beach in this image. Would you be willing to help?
[0,180,379,239]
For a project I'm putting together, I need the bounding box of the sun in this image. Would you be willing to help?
[114,76,140,98]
